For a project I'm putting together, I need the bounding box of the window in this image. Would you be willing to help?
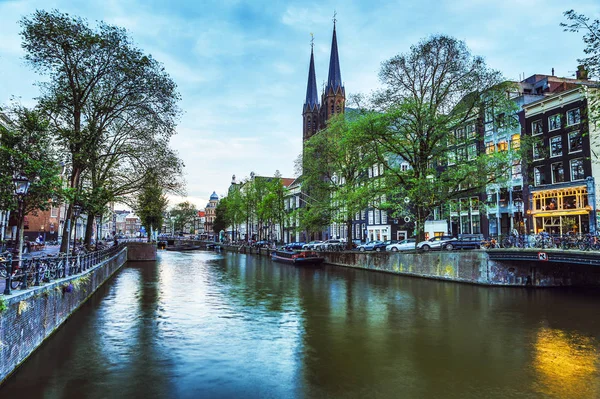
[467,144,477,160]
[368,211,374,225]
[534,166,546,186]
[381,211,388,224]
[448,151,456,165]
[50,206,58,218]
[570,158,585,181]
[401,163,409,172]
[548,114,561,131]
[512,161,522,179]
[566,108,581,126]
[455,128,465,142]
[457,147,467,162]
[532,120,543,135]
[497,141,508,152]
[511,134,520,150]
[550,136,562,157]
[551,162,564,183]
[374,210,381,225]
[485,142,495,154]
[533,142,543,160]
[467,124,476,138]
[568,131,582,153]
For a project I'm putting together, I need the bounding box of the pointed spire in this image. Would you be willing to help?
[326,16,343,95]
[304,34,319,112]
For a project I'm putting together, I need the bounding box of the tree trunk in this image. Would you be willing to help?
[60,203,73,253]
[84,213,95,247]
[346,218,353,250]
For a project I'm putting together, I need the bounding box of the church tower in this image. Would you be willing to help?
[303,38,320,141]
[320,20,345,125]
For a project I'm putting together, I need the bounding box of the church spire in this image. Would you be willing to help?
[304,35,319,112]
[326,14,343,95]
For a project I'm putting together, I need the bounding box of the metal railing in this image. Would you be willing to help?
[0,243,125,296]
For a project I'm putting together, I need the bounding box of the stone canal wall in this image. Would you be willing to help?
[126,242,157,261]
[220,245,600,287]
[0,247,128,384]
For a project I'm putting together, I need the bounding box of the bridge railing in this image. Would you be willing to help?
[482,233,600,251]
[1,243,125,296]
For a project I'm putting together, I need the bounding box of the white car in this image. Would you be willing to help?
[386,239,416,252]
[302,241,323,250]
[314,239,344,251]
[416,236,456,251]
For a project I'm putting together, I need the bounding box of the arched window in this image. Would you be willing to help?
[331,102,334,115]
[307,116,311,131]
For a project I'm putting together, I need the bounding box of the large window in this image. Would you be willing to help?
[548,114,561,131]
[533,142,543,160]
[512,161,522,179]
[532,120,543,135]
[570,158,585,181]
[497,141,508,152]
[551,162,564,183]
[566,108,581,126]
[485,142,495,154]
[534,166,546,186]
[511,134,520,150]
[568,131,582,153]
[467,144,477,160]
[550,136,562,157]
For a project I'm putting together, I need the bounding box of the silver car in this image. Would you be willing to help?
[416,236,456,251]
[386,239,416,252]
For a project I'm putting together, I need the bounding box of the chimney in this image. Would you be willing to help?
[576,65,589,80]
[551,68,554,76]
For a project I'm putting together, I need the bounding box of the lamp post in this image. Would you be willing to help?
[526,209,533,234]
[72,204,82,254]
[5,175,30,294]
[514,199,523,235]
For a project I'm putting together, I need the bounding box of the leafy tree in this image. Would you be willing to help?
[562,10,600,123]
[303,114,376,249]
[360,35,521,241]
[135,173,169,241]
[0,106,64,256]
[213,199,230,239]
[170,201,197,233]
[20,10,181,252]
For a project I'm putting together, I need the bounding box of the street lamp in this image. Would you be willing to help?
[6,175,30,294]
[514,198,523,235]
[526,209,533,234]
[72,204,82,254]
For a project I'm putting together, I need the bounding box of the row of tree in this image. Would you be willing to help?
[213,173,286,242]
[0,10,184,250]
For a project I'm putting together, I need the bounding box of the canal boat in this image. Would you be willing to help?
[271,250,325,266]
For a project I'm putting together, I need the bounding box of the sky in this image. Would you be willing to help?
[1,0,599,210]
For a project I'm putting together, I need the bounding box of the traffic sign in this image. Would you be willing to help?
[538,252,548,261]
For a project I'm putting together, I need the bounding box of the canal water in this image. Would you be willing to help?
[2,251,600,398]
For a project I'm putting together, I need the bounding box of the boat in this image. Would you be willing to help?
[271,250,325,266]
[165,244,201,252]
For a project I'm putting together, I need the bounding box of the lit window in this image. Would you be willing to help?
[566,108,581,126]
[570,158,585,181]
[511,134,520,150]
[485,142,495,154]
[532,120,543,135]
[551,162,564,183]
[550,136,562,157]
[568,131,582,153]
[548,114,561,131]
[497,141,508,151]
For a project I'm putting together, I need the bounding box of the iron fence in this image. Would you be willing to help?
[1,243,125,295]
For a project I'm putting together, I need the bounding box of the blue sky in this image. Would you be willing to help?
[1,0,599,210]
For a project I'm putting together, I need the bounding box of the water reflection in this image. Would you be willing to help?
[1,251,600,398]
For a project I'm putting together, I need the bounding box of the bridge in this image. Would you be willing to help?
[486,248,600,266]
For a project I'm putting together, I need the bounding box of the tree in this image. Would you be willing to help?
[20,10,181,252]
[0,106,64,256]
[562,10,600,123]
[303,113,376,249]
[213,199,229,240]
[360,35,521,241]
[135,173,169,242]
[170,201,197,233]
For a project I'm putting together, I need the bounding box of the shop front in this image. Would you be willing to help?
[529,185,592,234]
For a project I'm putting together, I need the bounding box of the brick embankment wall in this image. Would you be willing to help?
[126,242,157,261]
[218,245,600,287]
[0,248,128,384]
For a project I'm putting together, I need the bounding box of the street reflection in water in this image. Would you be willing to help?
[2,251,600,398]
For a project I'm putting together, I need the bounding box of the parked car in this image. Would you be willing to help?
[416,236,456,251]
[302,241,323,250]
[284,242,306,250]
[372,240,399,251]
[356,240,383,252]
[386,239,417,252]
[314,239,344,251]
[443,234,484,250]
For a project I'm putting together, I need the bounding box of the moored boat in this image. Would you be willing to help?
[271,250,325,266]
[165,244,201,252]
